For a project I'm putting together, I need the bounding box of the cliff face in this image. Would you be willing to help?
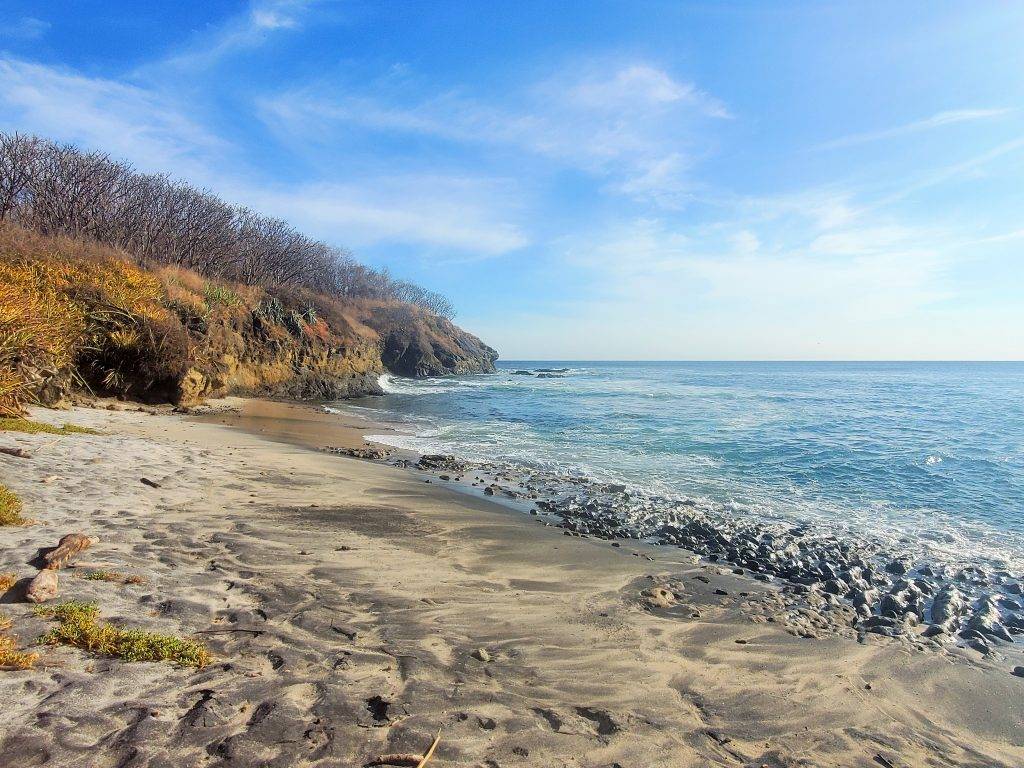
[359,303,499,378]
[176,311,385,406]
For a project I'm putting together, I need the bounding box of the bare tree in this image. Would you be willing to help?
[0,131,458,318]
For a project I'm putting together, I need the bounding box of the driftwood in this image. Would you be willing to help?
[26,569,59,603]
[44,533,98,570]
[365,757,422,767]
[140,477,161,488]
[0,446,31,459]
[366,729,441,768]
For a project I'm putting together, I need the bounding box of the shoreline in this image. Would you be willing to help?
[215,398,1024,662]
[0,401,1022,766]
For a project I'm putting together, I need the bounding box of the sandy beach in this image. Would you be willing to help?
[1,400,1022,768]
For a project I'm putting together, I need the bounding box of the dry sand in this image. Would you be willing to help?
[0,401,1021,768]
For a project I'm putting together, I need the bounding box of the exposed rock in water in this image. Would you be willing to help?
[324,445,392,460]
[417,454,469,473]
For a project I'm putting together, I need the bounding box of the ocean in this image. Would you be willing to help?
[344,361,1024,573]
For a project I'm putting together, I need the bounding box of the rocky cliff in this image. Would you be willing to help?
[359,303,498,378]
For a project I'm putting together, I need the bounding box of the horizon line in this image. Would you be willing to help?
[495,359,1024,363]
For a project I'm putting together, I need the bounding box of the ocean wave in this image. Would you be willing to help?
[351,362,1024,575]
[378,372,506,395]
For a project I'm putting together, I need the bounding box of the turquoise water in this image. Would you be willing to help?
[348,362,1024,571]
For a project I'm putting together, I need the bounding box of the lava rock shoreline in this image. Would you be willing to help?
[377,452,1024,657]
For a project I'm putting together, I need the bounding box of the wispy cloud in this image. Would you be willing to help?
[0,56,527,257]
[2,17,50,40]
[258,60,729,208]
[157,0,319,71]
[869,134,1024,208]
[232,176,529,256]
[815,108,1012,151]
[563,202,953,322]
[0,58,225,176]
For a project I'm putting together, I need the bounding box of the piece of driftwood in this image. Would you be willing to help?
[366,729,441,768]
[44,533,98,570]
[140,477,161,488]
[365,756,422,767]
[417,731,441,768]
[26,569,59,603]
[0,446,31,459]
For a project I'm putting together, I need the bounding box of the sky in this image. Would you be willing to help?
[2,1,1023,360]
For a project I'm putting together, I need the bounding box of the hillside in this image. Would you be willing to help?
[0,224,496,415]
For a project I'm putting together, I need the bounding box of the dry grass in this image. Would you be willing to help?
[0,417,98,435]
[0,223,184,413]
[82,570,146,585]
[0,221,388,413]
[36,601,210,667]
[0,484,29,526]
[0,612,10,631]
[0,572,17,591]
[0,634,39,669]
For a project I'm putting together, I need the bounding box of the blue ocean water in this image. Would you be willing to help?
[348,362,1024,571]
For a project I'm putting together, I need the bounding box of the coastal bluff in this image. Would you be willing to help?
[0,224,497,414]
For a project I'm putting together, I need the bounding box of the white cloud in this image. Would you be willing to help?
[815,108,1012,151]
[564,64,731,118]
[0,58,225,176]
[0,56,527,257]
[231,176,528,256]
[258,60,729,208]
[563,207,953,322]
[157,0,317,71]
[2,17,50,40]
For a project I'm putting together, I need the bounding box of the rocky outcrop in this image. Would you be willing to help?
[360,304,498,378]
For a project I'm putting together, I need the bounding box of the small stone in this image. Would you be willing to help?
[472,647,491,662]
[641,586,676,608]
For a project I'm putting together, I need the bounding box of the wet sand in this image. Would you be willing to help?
[0,402,1021,767]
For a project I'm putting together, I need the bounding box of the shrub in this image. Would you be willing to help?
[36,601,210,667]
[0,226,190,410]
[203,282,242,309]
[0,634,39,669]
[0,573,17,591]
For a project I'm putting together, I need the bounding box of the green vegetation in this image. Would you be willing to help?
[36,601,210,667]
[34,600,100,623]
[0,417,98,435]
[203,282,243,309]
[0,484,29,526]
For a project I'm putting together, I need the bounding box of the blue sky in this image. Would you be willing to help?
[2,1,1023,359]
